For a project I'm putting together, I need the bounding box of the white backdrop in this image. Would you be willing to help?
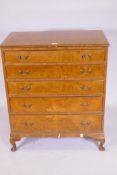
[0,0,117,32]
[0,1,117,175]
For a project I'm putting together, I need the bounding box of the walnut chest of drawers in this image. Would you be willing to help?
[0,30,109,151]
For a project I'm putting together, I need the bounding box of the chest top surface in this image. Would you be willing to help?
[0,30,109,48]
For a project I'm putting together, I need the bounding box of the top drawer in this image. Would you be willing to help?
[4,50,105,64]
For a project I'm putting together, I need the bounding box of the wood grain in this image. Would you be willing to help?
[9,96,103,114]
[11,114,102,133]
[6,64,105,80]
[1,30,109,47]
[4,50,105,63]
[7,80,104,96]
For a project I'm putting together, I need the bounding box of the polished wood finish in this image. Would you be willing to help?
[10,96,103,114]
[0,30,109,151]
[5,50,105,63]
[6,65,105,80]
[1,30,109,47]
[7,80,104,96]
[11,115,102,133]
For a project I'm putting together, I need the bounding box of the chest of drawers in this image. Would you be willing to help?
[0,30,109,151]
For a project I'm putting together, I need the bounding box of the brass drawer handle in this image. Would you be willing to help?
[80,121,91,126]
[18,70,23,74]
[23,103,32,108]
[80,85,91,90]
[25,56,29,60]
[27,86,31,91]
[87,69,92,73]
[25,70,30,74]
[20,86,31,91]
[18,70,30,75]
[88,54,93,58]
[80,68,92,74]
[80,102,91,106]
[24,122,33,126]
[18,55,29,60]
[80,54,93,60]
[20,86,25,90]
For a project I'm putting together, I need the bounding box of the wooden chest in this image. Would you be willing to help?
[0,30,109,151]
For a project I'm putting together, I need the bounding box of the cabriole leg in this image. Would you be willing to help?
[10,136,21,152]
[99,138,105,151]
[10,137,16,152]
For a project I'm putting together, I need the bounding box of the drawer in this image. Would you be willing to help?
[8,80,104,96]
[6,65,105,79]
[10,96,103,113]
[5,50,105,63]
[11,114,102,134]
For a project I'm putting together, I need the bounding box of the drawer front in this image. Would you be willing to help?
[5,50,105,63]
[8,80,104,96]
[6,65,105,79]
[10,97,103,113]
[11,115,102,133]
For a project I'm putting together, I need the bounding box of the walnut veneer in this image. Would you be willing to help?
[0,30,109,151]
